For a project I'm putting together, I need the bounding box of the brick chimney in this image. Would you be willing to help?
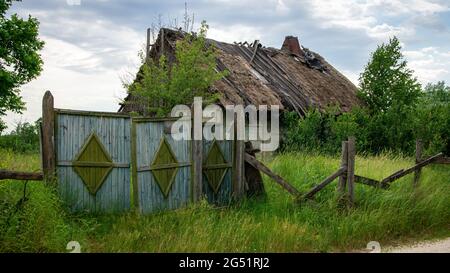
[281,36,302,56]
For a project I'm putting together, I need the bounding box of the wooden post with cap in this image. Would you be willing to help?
[42,91,56,181]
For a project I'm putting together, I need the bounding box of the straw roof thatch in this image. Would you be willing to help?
[119,28,361,116]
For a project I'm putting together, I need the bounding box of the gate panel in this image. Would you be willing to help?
[133,119,191,214]
[202,139,234,205]
[55,111,131,213]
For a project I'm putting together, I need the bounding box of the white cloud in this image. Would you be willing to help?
[367,23,415,40]
[305,0,448,41]
[404,47,450,84]
[208,25,263,44]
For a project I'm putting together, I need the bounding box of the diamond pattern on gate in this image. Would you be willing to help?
[150,137,179,198]
[204,140,229,194]
[73,133,113,195]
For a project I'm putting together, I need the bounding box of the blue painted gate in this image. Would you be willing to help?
[55,110,131,213]
[54,110,240,214]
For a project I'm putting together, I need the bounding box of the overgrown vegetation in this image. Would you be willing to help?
[126,21,227,117]
[1,149,449,252]
[0,120,41,153]
[281,37,450,156]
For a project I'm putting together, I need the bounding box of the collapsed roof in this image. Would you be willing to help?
[119,28,361,116]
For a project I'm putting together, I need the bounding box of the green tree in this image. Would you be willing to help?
[127,21,227,117]
[422,81,450,106]
[0,119,41,152]
[358,37,421,113]
[416,81,450,155]
[0,0,44,132]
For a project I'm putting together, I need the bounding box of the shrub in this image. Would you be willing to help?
[0,120,41,153]
[126,21,227,117]
[416,82,450,155]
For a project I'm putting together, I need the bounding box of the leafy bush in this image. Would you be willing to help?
[0,120,41,153]
[416,82,450,155]
[126,21,227,117]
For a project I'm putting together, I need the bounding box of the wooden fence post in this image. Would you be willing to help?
[42,91,55,181]
[338,141,348,197]
[233,116,245,200]
[347,137,356,207]
[191,105,203,203]
[414,139,423,187]
[145,28,151,62]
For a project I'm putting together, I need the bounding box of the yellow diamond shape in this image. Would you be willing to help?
[150,137,179,198]
[204,140,229,194]
[73,133,113,195]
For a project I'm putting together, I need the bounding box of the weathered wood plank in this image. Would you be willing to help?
[42,91,55,180]
[54,108,130,118]
[432,157,450,164]
[414,139,423,187]
[337,141,348,195]
[347,137,356,206]
[355,175,388,189]
[0,170,44,181]
[244,154,300,196]
[303,167,346,200]
[382,153,444,185]
[192,140,203,202]
[233,116,245,200]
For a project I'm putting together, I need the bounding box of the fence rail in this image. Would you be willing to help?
[244,137,449,207]
[0,170,43,181]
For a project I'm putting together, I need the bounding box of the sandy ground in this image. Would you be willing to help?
[384,238,450,253]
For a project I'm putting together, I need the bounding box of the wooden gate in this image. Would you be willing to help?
[47,92,244,214]
[202,139,234,205]
[55,109,132,213]
[132,118,192,214]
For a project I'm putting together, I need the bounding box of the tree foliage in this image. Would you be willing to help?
[0,0,44,128]
[358,37,421,113]
[0,119,41,153]
[127,21,227,117]
[282,37,450,156]
[416,82,450,155]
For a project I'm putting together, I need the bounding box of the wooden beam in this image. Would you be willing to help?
[433,157,450,164]
[347,137,356,206]
[355,175,388,189]
[0,170,44,181]
[244,154,301,197]
[303,167,346,200]
[42,91,55,181]
[191,104,203,202]
[250,40,260,64]
[160,28,165,56]
[382,153,443,185]
[146,28,151,61]
[414,139,423,187]
[337,141,348,196]
[233,117,245,200]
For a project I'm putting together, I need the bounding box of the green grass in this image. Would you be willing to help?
[1,149,449,253]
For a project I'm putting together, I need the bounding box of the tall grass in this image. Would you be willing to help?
[0,149,449,252]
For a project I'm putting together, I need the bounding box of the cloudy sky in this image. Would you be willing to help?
[4,0,450,129]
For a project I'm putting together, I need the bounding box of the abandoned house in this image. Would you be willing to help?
[118,28,361,197]
[119,27,360,119]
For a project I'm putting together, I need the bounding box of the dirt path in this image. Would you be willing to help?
[385,238,450,253]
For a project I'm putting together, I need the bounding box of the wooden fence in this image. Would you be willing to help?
[0,91,245,214]
[1,92,448,211]
[246,137,449,207]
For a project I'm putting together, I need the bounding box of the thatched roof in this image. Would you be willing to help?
[119,28,361,116]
